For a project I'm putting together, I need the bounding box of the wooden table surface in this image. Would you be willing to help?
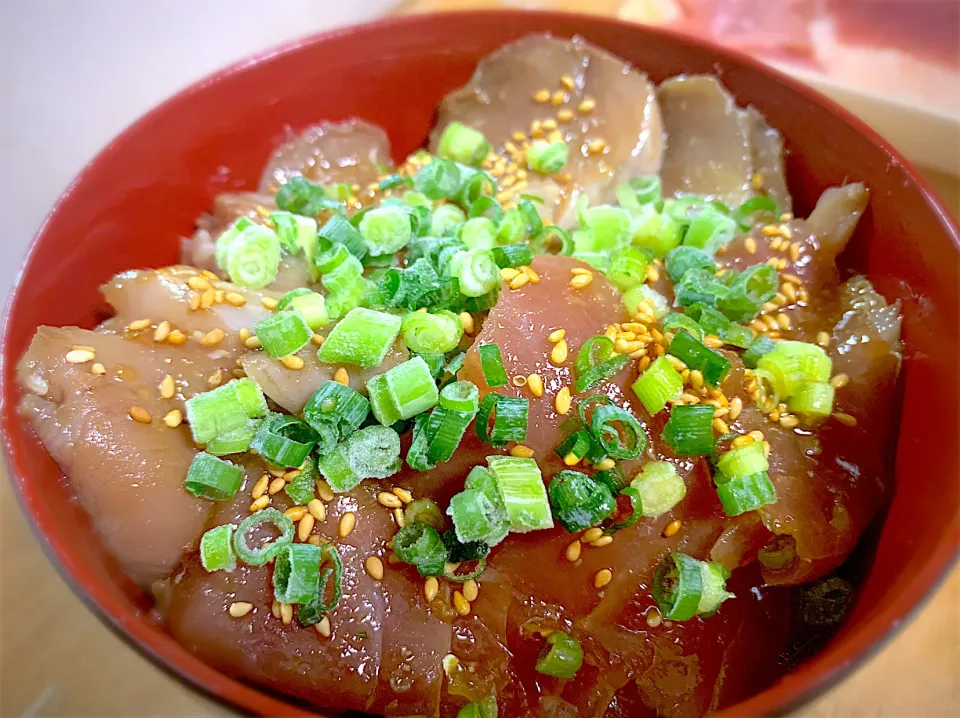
[2,2,958,716]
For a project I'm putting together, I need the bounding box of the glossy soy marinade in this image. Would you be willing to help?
[15,33,903,718]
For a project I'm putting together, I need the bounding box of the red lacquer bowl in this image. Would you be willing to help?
[2,10,958,717]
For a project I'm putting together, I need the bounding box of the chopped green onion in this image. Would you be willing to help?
[527,139,569,174]
[270,211,318,256]
[662,404,715,456]
[673,268,730,309]
[573,336,626,393]
[576,203,631,252]
[548,470,617,532]
[214,216,255,269]
[448,248,500,297]
[632,356,684,415]
[184,452,244,501]
[366,373,402,426]
[604,246,648,291]
[384,356,440,419]
[531,225,573,256]
[652,552,704,620]
[630,207,683,258]
[716,471,778,516]
[716,441,769,480]
[662,313,705,342]
[616,176,662,212]
[277,290,329,330]
[683,208,738,255]
[667,330,731,387]
[378,173,410,191]
[574,354,629,393]
[733,196,779,229]
[756,341,832,399]
[594,465,629,493]
[253,310,312,359]
[448,488,509,545]
[699,562,735,614]
[490,244,533,269]
[496,208,526,244]
[625,284,669,319]
[457,696,498,718]
[318,425,401,492]
[518,199,544,238]
[438,122,491,166]
[315,242,352,274]
[459,217,498,251]
[491,396,528,444]
[486,456,552,532]
[233,508,294,566]
[431,204,467,237]
[318,308,402,368]
[554,428,594,463]
[222,223,282,289]
[468,196,504,222]
[416,352,446,379]
[665,246,715,283]
[405,497,446,532]
[199,524,236,572]
[318,213,367,260]
[456,167,497,207]
[413,158,462,200]
[414,406,477,464]
[393,522,448,577]
[204,418,261,456]
[297,543,343,622]
[440,381,480,412]
[589,404,647,460]
[461,465,511,546]
[359,205,412,256]
[273,543,321,604]
[275,176,344,215]
[250,413,316,468]
[535,632,583,680]
[787,381,835,418]
[742,335,777,368]
[718,264,779,321]
[478,344,509,387]
[302,381,370,447]
[630,461,686,517]
[285,456,319,505]
[402,310,463,354]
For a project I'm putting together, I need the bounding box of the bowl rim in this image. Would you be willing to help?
[2,8,958,717]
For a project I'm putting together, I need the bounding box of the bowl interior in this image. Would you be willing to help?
[2,10,958,717]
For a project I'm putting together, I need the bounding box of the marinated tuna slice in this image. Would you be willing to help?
[458,254,629,471]
[102,266,279,338]
[743,107,792,214]
[16,328,230,586]
[168,479,394,712]
[658,76,755,207]
[259,119,392,193]
[431,34,663,225]
[241,339,409,414]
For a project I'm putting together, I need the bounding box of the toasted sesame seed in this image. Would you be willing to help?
[261,297,279,310]
[280,355,304,370]
[559,74,576,90]
[728,396,743,421]
[199,289,215,309]
[306,500,326,522]
[127,318,151,331]
[744,237,757,254]
[158,374,175,400]
[316,480,335,502]
[207,369,223,388]
[393,507,405,527]
[550,339,569,365]
[284,506,308,522]
[578,98,596,113]
[533,88,550,103]
[731,435,754,449]
[162,409,182,428]
[298,514,316,542]
[201,328,225,347]
[527,374,544,397]
[550,90,565,106]
[594,458,616,471]
[713,417,730,434]
[391,487,413,505]
[590,536,614,548]
[557,108,574,122]
[251,475,270,500]
[280,602,293,625]
[501,267,520,281]
[594,569,613,588]
[378,491,403,509]
[555,386,572,415]
[570,272,594,290]
[548,328,566,343]
[268,477,286,496]
[228,601,254,618]
[509,272,529,290]
[225,291,247,307]
[565,539,582,562]
[587,138,607,154]
[365,556,384,581]
[511,375,528,387]
[129,406,151,424]
[662,519,682,538]
[563,452,581,466]
[646,264,660,283]
[250,495,270,512]
[830,373,850,389]
[817,331,831,347]
[284,469,301,483]
[779,415,800,429]
[187,276,211,292]
[458,311,476,336]
[339,512,356,538]
[424,577,439,602]
[90,362,106,375]
[65,349,95,364]
[833,412,858,427]
[571,267,593,277]
[271,599,281,619]
[454,590,471,616]
[776,313,791,330]
[333,367,349,386]
[461,578,479,602]
[646,608,663,628]
[316,616,332,637]
[582,527,604,543]
[511,131,526,142]
[311,333,326,346]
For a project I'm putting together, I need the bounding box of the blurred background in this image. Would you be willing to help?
[1,0,957,716]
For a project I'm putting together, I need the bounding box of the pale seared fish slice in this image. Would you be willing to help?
[258,118,393,193]
[430,33,664,226]
[658,75,756,208]
[242,339,409,414]
[744,106,792,214]
[15,328,238,587]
